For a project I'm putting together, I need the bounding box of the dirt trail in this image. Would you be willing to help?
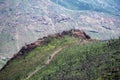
[25,66,45,80]
[24,40,92,80]
[45,46,66,65]
[25,46,67,80]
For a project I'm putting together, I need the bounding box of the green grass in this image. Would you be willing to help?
[0,35,78,80]
[0,36,120,80]
[29,39,120,80]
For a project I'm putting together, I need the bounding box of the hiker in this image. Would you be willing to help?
[49,55,51,59]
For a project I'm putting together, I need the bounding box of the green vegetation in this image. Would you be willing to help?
[0,36,120,80]
[0,35,78,80]
[30,38,120,80]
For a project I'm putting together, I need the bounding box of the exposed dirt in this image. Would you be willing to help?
[25,46,67,80]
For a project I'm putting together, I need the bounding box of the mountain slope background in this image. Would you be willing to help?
[0,0,120,69]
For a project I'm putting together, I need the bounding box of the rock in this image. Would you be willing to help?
[72,29,90,39]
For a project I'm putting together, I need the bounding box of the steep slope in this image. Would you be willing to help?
[26,46,67,80]
[30,38,120,80]
[0,31,119,80]
[0,29,91,80]
[0,0,120,69]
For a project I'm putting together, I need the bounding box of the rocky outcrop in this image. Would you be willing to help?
[11,29,91,59]
[0,29,90,70]
[16,29,90,58]
[72,29,90,39]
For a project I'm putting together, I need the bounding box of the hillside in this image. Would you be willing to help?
[0,0,120,69]
[0,30,119,80]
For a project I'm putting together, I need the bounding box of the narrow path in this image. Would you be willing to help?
[25,66,45,80]
[45,46,66,65]
[25,46,67,80]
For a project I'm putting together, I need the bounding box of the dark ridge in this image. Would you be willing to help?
[0,29,90,71]
[102,26,112,30]
[89,30,99,33]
